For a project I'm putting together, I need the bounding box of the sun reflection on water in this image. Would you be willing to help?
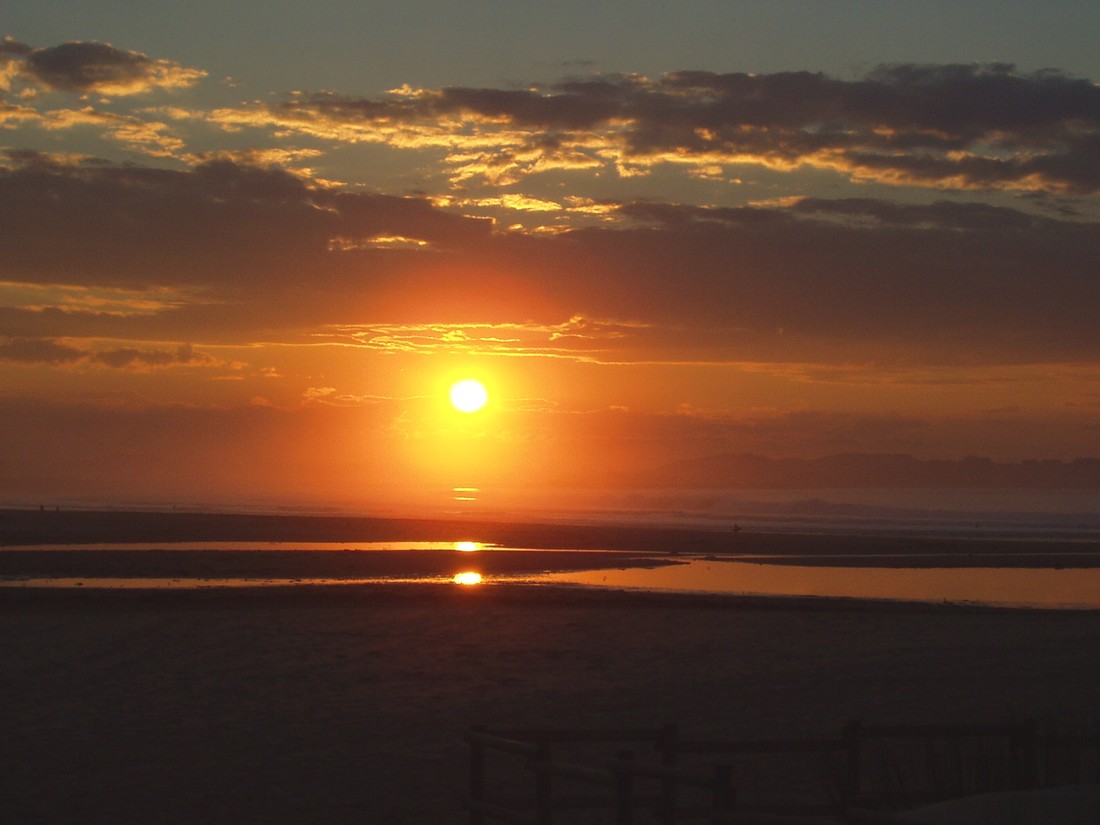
[453,572,483,585]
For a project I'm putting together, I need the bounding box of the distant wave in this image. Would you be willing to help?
[547,487,1100,540]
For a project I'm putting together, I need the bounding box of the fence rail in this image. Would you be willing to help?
[466,720,1100,824]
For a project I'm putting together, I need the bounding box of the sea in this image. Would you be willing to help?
[451,486,1100,540]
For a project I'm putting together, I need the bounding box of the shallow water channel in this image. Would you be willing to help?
[3,541,1100,609]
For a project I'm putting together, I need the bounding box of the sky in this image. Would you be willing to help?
[2,2,1099,512]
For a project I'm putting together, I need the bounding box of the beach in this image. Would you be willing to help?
[3,510,1100,823]
[4,587,1100,823]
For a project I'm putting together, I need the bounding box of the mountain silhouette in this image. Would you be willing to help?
[637,453,1100,489]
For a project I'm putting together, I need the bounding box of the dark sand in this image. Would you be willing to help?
[5,507,1100,566]
[2,510,1099,823]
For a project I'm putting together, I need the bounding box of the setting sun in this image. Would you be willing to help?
[449,379,489,413]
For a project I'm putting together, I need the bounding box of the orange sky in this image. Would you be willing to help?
[1,18,1099,512]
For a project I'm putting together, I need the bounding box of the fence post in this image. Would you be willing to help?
[710,763,734,824]
[1010,719,1039,789]
[468,725,486,825]
[658,723,679,825]
[842,719,863,810]
[535,736,553,825]
[615,749,635,825]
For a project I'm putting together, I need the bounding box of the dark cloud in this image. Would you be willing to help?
[787,198,1054,231]
[0,337,212,370]
[620,196,1073,233]
[1,154,1096,366]
[0,337,84,364]
[90,343,199,369]
[589,198,1100,361]
[0,153,492,290]
[265,64,1100,193]
[0,37,205,95]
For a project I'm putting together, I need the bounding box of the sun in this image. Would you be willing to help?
[449,379,489,413]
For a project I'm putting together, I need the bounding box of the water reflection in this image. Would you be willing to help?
[6,541,491,552]
[4,545,1100,609]
[537,559,1100,609]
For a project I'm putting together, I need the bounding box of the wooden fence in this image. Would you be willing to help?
[466,725,735,825]
[465,720,1100,824]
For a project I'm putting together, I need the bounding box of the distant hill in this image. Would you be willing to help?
[636,453,1100,489]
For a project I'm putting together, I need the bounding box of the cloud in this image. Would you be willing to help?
[209,64,1100,194]
[90,342,209,369]
[0,38,205,96]
[0,152,492,291]
[330,316,656,361]
[0,337,84,364]
[0,336,219,371]
[0,99,41,125]
[1,153,1096,367]
[594,198,1100,361]
[37,105,186,157]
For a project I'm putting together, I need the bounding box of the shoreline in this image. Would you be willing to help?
[4,506,1100,560]
[4,576,1095,620]
[1,578,1094,616]
[4,507,1100,613]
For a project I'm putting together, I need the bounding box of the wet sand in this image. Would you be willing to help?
[0,547,676,584]
[4,586,1100,823]
[4,506,1100,567]
[2,509,1099,823]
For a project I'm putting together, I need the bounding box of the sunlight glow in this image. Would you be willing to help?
[453,571,483,585]
[454,541,481,552]
[449,379,488,413]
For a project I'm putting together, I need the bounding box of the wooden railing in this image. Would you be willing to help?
[466,725,735,824]
[465,720,1100,824]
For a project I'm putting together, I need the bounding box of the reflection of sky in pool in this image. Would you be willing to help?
[3,543,1100,609]
[530,559,1100,610]
[5,541,497,552]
